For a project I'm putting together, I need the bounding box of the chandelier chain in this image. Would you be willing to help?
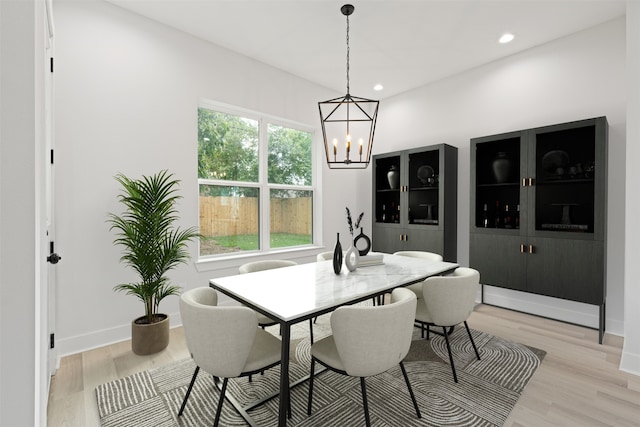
[346,13,350,95]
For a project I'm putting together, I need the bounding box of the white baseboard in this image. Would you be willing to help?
[55,311,183,364]
[479,285,623,337]
[620,349,640,376]
[56,299,254,364]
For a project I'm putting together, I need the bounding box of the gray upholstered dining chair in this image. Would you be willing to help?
[238,259,298,328]
[415,267,481,383]
[306,288,421,427]
[316,251,334,261]
[393,250,444,299]
[177,287,282,426]
[239,259,317,343]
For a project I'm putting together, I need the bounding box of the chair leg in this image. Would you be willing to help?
[309,318,314,344]
[178,366,200,416]
[360,377,371,427]
[213,377,228,427]
[464,321,481,360]
[442,326,458,383]
[399,361,421,419]
[307,358,316,415]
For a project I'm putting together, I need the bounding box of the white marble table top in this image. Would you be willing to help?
[210,253,458,323]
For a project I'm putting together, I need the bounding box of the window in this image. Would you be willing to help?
[198,102,314,257]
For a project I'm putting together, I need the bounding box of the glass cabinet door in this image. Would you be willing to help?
[407,149,440,225]
[533,124,596,234]
[374,154,401,224]
[473,135,522,230]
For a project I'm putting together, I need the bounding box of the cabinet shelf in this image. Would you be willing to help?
[409,187,438,192]
[477,182,520,188]
[537,178,594,185]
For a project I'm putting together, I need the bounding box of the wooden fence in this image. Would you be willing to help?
[199,196,312,236]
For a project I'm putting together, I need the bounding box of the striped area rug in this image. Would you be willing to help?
[96,316,544,426]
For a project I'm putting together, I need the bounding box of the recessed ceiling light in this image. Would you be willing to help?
[499,33,515,44]
[373,84,384,91]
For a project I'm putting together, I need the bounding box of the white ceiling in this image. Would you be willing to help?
[105,0,626,100]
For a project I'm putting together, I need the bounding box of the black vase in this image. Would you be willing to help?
[333,233,343,274]
[354,227,371,256]
[493,152,511,183]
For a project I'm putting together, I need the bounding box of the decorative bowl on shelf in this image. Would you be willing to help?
[417,165,436,186]
[541,150,569,176]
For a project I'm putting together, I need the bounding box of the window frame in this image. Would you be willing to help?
[196,99,320,264]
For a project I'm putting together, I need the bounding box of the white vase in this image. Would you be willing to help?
[345,242,360,272]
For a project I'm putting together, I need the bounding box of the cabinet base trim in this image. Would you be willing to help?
[482,285,600,328]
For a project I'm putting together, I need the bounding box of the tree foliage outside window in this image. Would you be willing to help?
[198,109,258,185]
[267,124,312,186]
[198,105,314,256]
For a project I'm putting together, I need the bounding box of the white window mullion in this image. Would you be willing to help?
[259,118,270,252]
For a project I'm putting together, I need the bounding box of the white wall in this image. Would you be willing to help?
[366,18,626,335]
[622,1,640,375]
[1,0,48,425]
[53,0,362,357]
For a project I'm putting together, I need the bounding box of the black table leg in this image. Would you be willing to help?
[278,322,291,426]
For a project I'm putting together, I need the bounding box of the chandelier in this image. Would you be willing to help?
[319,4,379,169]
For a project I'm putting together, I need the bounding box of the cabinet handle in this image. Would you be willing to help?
[522,178,526,187]
[520,244,525,253]
[400,234,403,241]
[404,234,408,241]
[529,245,534,254]
[528,177,533,186]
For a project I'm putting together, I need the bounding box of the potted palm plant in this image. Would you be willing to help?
[108,170,200,355]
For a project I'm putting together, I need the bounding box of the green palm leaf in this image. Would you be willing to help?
[108,170,201,324]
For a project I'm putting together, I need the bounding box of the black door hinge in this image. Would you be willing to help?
[50,57,54,73]
[50,149,54,164]
[50,333,55,349]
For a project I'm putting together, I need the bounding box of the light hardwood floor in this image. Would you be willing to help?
[47,304,640,426]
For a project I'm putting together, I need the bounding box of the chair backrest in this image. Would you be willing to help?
[179,287,258,378]
[393,250,443,262]
[330,288,417,377]
[421,267,480,327]
[316,251,333,261]
[238,259,297,274]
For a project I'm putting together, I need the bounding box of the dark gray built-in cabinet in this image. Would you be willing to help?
[372,144,457,261]
[469,117,608,343]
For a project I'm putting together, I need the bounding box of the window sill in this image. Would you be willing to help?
[195,245,327,273]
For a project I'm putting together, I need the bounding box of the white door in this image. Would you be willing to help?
[45,0,59,375]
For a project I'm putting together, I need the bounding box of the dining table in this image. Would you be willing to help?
[209,252,459,426]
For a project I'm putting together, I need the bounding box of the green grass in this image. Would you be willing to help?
[270,233,312,248]
[200,233,311,255]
